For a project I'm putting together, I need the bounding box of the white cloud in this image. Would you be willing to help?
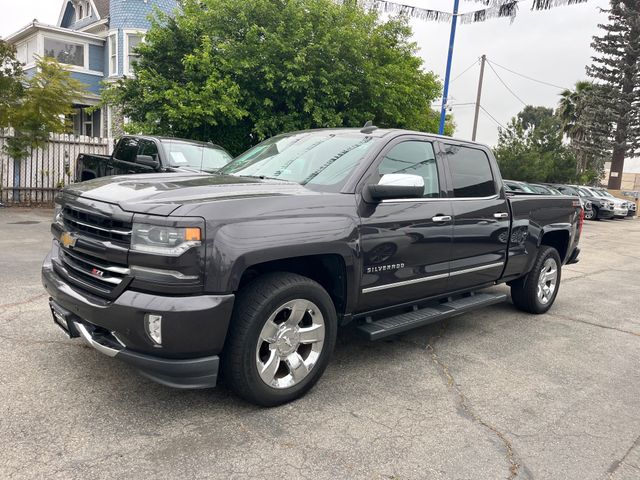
[0,0,61,39]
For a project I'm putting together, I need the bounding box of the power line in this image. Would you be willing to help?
[450,58,479,83]
[487,59,569,90]
[431,102,477,108]
[479,105,511,132]
[486,60,528,107]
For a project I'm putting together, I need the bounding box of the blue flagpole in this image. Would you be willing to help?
[439,0,460,135]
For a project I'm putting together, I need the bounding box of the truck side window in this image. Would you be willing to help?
[138,140,159,161]
[445,145,496,198]
[113,138,139,163]
[377,141,439,198]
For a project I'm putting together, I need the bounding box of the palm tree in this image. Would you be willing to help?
[557,81,593,174]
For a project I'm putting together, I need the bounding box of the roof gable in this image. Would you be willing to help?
[57,1,109,28]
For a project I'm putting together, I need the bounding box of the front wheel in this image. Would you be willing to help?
[584,208,595,221]
[511,246,561,314]
[222,272,337,406]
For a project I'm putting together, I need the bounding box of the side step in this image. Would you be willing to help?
[357,292,508,341]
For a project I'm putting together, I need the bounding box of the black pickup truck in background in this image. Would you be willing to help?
[75,135,233,182]
[44,127,583,406]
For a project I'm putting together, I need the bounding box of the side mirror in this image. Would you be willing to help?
[136,154,160,170]
[365,174,425,202]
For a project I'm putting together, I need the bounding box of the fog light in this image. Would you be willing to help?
[145,314,162,345]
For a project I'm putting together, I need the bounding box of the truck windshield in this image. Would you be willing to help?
[161,140,233,171]
[219,132,377,191]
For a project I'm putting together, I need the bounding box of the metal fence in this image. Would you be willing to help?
[0,129,111,206]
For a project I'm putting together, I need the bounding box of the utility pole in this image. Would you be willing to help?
[438,0,460,135]
[471,54,486,141]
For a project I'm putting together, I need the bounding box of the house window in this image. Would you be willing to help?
[83,110,93,137]
[44,37,85,67]
[125,33,143,75]
[108,34,117,75]
[76,1,91,21]
[16,44,27,64]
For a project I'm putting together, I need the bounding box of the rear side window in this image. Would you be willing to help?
[444,145,496,198]
[113,138,139,163]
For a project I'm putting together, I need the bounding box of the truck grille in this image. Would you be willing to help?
[63,205,132,244]
[57,247,130,297]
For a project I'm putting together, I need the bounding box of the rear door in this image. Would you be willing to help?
[441,143,510,291]
[357,137,453,312]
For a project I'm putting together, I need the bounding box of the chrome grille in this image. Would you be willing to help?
[58,248,130,296]
[63,206,132,244]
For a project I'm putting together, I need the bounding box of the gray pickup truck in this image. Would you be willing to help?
[75,135,233,181]
[43,127,582,406]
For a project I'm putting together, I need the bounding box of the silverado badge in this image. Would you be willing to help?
[60,232,77,249]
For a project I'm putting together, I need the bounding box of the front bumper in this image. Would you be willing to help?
[42,252,235,389]
[613,207,628,218]
[596,208,615,219]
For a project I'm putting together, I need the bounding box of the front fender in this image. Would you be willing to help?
[205,215,360,305]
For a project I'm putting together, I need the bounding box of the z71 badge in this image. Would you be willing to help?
[365,263,405,274]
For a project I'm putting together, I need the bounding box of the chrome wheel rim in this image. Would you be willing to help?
[255,299,325,389]
[537,258,558,305]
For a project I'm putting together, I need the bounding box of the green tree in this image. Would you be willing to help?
[494,106,577,183]
[103,0,450,155]
[586,0,640,189]
[0,41,25,127]
[557,81,609,181]
[0,43,87,161]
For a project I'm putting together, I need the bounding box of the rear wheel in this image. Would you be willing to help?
[511,246,561,314]
[222,272,337,406]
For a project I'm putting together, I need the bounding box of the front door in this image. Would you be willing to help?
[357,138,453,312]
[111,137,157,175]
[441,142,510,291]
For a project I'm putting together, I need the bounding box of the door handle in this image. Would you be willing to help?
[494,212,509,219]
[432,215,452,223]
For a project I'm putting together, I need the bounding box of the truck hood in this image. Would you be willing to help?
[64,173,319,215]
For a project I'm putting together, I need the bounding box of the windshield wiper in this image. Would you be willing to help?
[237,174,289,181]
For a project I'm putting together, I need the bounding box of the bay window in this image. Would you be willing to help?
[44,37,84,67]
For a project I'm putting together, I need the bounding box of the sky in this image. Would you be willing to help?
[0,0,611,146]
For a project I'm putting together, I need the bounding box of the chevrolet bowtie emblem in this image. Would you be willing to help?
[60,231,77,248]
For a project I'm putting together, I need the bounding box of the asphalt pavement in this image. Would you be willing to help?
[0,207,639,480]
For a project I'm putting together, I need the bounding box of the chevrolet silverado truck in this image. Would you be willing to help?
[75,135,233,182]
[43,127,582,406]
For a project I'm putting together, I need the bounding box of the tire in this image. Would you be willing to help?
[222,272,337,406]
[591,206,600,221]
[510,246,562,314]
[584,208,595,221]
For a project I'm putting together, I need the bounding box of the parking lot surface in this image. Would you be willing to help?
[1,207,639,480]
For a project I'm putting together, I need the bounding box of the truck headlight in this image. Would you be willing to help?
[53,203,64,226]
[132,223,201,256]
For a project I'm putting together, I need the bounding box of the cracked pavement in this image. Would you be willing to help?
[1,207,639,479]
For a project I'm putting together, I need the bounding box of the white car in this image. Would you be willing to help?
[592,188,630,219]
